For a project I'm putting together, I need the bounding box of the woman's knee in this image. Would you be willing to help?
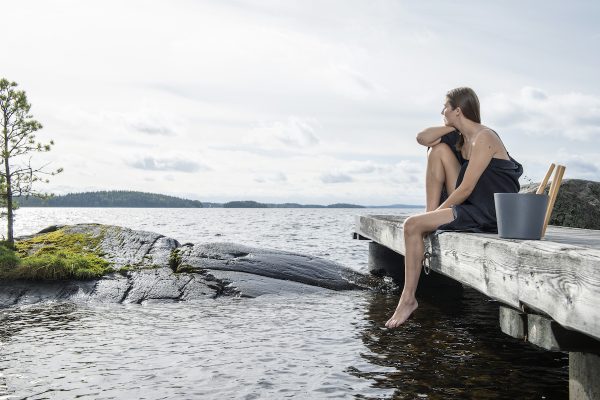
[428,142,453,160]
[427,143,460,186]
[403,216,421,237]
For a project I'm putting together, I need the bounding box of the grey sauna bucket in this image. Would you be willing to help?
[494,193,549,240]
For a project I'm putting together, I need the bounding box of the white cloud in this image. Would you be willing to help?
[318,159,424,194]
[487,87,600,141]
[254,172,287,183]
[320,172,353,184]
[119,107,183,139]
[340,159,423,181]
[47,101,184,142]
[128,156,211,173]
[345,161,378,174]
[246,117,320,149]
[556,149,600,180]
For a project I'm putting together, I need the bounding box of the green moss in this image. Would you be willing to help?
[11,252,110,280]
[168,248,196,273]
[169,249,182,272]
[15,229,103,257]
[175,264,196,274]
[0,228,111,281]
[0,245,20,269]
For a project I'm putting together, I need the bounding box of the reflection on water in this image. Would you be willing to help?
[358,288,567,399]
[0,289,567,399]
[0,302,83,342]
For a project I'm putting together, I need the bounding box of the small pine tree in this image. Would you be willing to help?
[0,78,63,247]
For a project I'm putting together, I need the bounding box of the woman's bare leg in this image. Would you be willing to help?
[383,142,461,328]
[384,208,455,328]
[426,144,461,212]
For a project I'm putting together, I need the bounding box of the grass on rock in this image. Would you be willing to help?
[0,228,111,280]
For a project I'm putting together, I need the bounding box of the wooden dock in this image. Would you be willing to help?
[354,214,600,400]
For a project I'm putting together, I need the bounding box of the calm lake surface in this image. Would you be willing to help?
[0,208,567,399]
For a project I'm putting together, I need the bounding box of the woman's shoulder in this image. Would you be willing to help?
[477,126,498,136]
[473,127,503,144]
[475,127,510,159]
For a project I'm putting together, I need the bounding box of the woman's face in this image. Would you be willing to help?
[441,98,458,126]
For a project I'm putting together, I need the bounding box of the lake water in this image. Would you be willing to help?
[0,208,567,399]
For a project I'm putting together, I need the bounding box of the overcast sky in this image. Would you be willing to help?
[3,0,600,205]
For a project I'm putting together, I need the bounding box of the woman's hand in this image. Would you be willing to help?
[416,126,457,147]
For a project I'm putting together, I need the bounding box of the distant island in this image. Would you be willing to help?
[217,201,363,209]
[366,204,424,209]
[16,191,204,208]
[15,190,422,209]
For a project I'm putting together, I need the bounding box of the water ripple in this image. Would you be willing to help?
[1,208,568,399]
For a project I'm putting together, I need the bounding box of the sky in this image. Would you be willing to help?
[2,0,600,205]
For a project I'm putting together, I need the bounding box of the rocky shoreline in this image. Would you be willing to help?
[0,224,378,308]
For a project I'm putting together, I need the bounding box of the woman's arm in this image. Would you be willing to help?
[436,133,496,210]
[416,126,457,147]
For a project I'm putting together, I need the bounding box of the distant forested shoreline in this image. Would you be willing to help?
[15,191,204,208]
[14,190,422,208]
[218,201,364,209]
[14,191,366,208]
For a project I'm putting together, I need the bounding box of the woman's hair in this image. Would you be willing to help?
[446,87,481,150]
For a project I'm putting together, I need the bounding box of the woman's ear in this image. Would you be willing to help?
[455,107,462,117]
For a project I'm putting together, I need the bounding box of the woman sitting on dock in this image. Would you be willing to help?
[385,87,523,329]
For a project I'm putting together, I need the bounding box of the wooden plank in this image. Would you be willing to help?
[355,214,600,341]
[518,241,600,341]
[429,232,522,307]
[355,215,406,253]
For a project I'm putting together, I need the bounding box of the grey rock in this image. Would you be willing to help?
[0,280,96,307]
[0,269,217,307]
[205,270,330,298]
[1,223,371,308]
[58,224,180,269]
[88,275,131,303]
[177,242,365,291]
[521,179,600,229]
[37,225,65,234]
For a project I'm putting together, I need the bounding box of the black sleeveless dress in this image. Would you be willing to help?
[436,130,523,233]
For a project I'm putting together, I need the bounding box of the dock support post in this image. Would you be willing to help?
[499,306,527,340]
[368,242,405,282]
[570,352,600,400]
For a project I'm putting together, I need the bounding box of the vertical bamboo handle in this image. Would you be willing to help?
[541,165,566,238]
[542,171,559,235]
[536,163,556,194]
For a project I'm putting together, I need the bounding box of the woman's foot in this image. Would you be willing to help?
[385,298,418,329]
